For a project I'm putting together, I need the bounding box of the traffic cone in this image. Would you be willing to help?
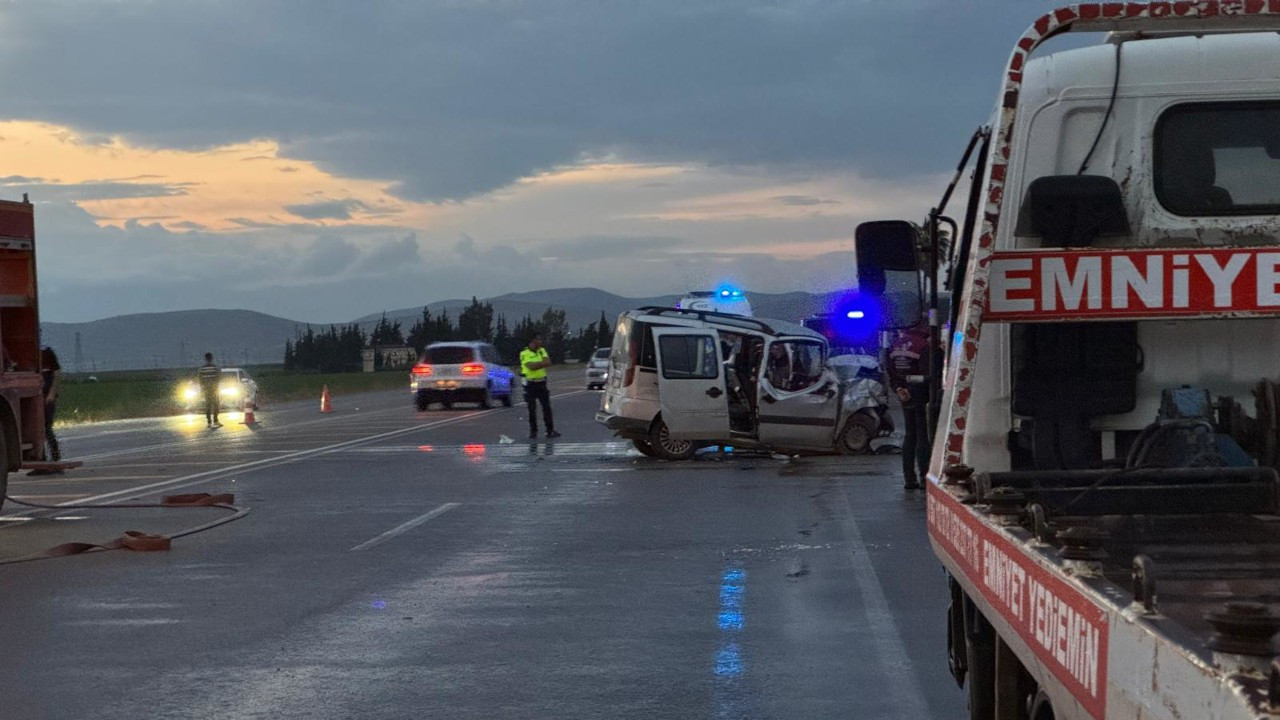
[241,402,257,425]
[321,385,333,413]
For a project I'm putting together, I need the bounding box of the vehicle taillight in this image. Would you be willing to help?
[412,364,433,375]
[461,363,485,375]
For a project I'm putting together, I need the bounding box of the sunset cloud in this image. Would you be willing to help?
[0,121,411,232]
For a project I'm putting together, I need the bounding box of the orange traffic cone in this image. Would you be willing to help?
[321,385,333,413]
[241,402,257,425]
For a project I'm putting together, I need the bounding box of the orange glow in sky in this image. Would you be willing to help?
[0,121,415,232]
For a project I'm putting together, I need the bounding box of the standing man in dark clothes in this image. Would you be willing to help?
[887,325,931,490]
[40,345,61,461]
[198,352,222,428]
[520,333,559,439]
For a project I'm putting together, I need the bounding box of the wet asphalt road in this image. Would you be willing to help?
[0,372,964,719]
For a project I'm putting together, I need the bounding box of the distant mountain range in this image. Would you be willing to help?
[42,288,841,372]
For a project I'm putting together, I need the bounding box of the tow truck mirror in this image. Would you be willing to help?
[854,220,923,330]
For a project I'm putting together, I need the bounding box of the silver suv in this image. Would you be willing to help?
[411,341,516,410]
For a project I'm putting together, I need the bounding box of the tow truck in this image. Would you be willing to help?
[854,4,1280,718]
[0,196,54,511]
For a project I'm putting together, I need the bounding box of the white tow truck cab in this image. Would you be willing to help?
[595,306,882,460]
[855,5,1280,719]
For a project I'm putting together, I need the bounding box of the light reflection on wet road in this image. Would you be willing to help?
[0,373,965,719]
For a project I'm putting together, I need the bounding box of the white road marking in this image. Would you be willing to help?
[8,494,90,501]
[66,386,582,462]
[837,488,931,718]
[75,462,233,468]
[11,390,589,515]
[349,503,461,551]
[15,475,172,483]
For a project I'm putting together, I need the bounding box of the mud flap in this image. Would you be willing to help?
[947,575,968,687]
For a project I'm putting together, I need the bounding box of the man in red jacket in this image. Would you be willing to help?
[887,324,931,490]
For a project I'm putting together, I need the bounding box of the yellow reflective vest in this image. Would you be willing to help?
[520,347,550,381]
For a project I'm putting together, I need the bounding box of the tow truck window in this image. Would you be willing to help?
[658,335,718,379]
[1155,101,1280,216]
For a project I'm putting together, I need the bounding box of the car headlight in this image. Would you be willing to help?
[181,386,198,400]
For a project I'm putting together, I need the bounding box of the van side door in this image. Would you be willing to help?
[652,327,730,440]
[757,340,840,449]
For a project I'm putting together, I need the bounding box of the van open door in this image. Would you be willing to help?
[652,327,730,440]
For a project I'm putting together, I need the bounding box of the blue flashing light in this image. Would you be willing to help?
[720,290,731,297]
[846,310,865,319]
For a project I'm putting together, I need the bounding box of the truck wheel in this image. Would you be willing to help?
[632,438,658,457]
[1029,690,1054,720]
[0,430,8,513]
[648,417,696,461]
[839,412,878,454]
[415,392,430,412]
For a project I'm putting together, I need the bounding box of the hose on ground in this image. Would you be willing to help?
[0,493,249,565]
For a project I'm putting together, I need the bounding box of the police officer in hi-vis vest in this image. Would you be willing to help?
[520,333,560,439]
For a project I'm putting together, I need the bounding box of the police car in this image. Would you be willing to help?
[676,288,752,317]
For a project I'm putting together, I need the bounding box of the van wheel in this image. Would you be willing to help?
[648,417,696,461]
[415,393,429,412]
[632,438,658,457]
[839,412,878,454]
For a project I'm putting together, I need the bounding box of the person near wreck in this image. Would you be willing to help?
[520,333,560,440]
[888,323,931,490]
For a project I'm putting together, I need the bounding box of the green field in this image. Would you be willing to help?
[57,367,412,425]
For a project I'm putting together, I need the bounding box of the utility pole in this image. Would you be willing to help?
[73,332,84,373]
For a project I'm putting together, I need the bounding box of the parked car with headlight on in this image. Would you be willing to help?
[585,347,610,390]
[179,367,259,412]
[411,341,516,411]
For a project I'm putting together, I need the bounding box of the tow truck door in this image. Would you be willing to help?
[652,327,730,440]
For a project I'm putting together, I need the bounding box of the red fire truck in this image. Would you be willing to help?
[856,3,1280,718]
[0,196,50,510]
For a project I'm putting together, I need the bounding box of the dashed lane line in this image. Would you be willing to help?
[348,503,461,551]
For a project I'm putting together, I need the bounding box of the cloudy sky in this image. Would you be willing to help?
[0,1,1042,323]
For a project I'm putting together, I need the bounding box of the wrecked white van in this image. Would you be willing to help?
[595,306,886,459]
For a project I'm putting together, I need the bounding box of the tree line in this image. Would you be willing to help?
[284,297,613,372]
[283,324,367,373]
